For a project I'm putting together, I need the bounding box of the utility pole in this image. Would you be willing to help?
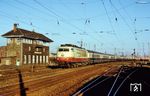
[114,48,117,59]
[143,43,145,58]
[131,49,136,60]
[114,48,117,55]
[133,48,136,66]
[88,43,91,50]
[92,44,96,64]
[148,42,150,57]
[80,40,83,48]
[94,44,96,51]
[133,48,136,58]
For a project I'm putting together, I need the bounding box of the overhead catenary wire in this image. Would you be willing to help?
[0,0,148,55]
[100,0,124,50]
[109,0,140,48]
[81,1,116,51]
[0,0,56,33]
[10,0,100,48]
[0,10,35,28]
[1,0,56,23]
[0,10,55,35]
[109,0,126,46]
[81,0,105,50]
[118,0,141,51]
[13,0,79,42]
[0,1,70,54]
[33,0,84,32]
[33,0,112,50]
[15,0,57,20]
[13,0,70,37]
[67,1,135,21]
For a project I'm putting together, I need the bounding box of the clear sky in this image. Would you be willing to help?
[0,0,150,56]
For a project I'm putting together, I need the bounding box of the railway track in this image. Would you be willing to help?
[107,66,138,96]
[72,65,141,96]
[72,66,122,96]
[0,68,78,94]
[0,67,74,88]
[0,64,116,96]
[0,62,134,96]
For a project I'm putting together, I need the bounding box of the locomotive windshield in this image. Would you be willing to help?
[58,48,69,52]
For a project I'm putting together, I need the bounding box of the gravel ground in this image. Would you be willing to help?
[26,62,129,96]
[0,62,132,96]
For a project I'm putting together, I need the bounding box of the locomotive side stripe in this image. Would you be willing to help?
[56,57,89,63]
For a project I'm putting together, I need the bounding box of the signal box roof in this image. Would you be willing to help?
[2,27,53,42]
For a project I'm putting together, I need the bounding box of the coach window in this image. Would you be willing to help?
[64,48,69,51]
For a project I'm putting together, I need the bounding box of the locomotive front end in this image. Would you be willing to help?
[56,47,74,63]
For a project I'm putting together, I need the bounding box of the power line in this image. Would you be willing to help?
[33,0,112,51]
[14,0,82,35]
[118,0,139,44]
[13,0,78,40]
[33,0,83,31]
[81,0,116,50]
[109,0,140,47]
[15,0,57,19]
[101,0,124,48]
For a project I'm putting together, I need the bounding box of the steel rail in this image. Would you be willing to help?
[72,66,120,96]
[113,68,138,96]
[107,66,124,96]
[0,69,76,89]
[0,65,105,95]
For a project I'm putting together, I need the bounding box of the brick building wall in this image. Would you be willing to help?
[0,46,7,64]
[0,46,7,58]
[22,43,49,65]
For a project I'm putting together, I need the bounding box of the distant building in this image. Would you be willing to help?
[1,24,53,66]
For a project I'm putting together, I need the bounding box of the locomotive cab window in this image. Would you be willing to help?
[58,48,63,51]
[58,48,69,51]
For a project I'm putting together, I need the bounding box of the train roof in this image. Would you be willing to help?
[60,44,115,56]
[87,50,103,54]
[60,44,85,49]
[87,50,115,56]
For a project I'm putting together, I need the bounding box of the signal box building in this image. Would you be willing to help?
[1,24,53,66]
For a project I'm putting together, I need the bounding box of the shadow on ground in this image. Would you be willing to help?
[17,69,28,96]
[47,65,67,69]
